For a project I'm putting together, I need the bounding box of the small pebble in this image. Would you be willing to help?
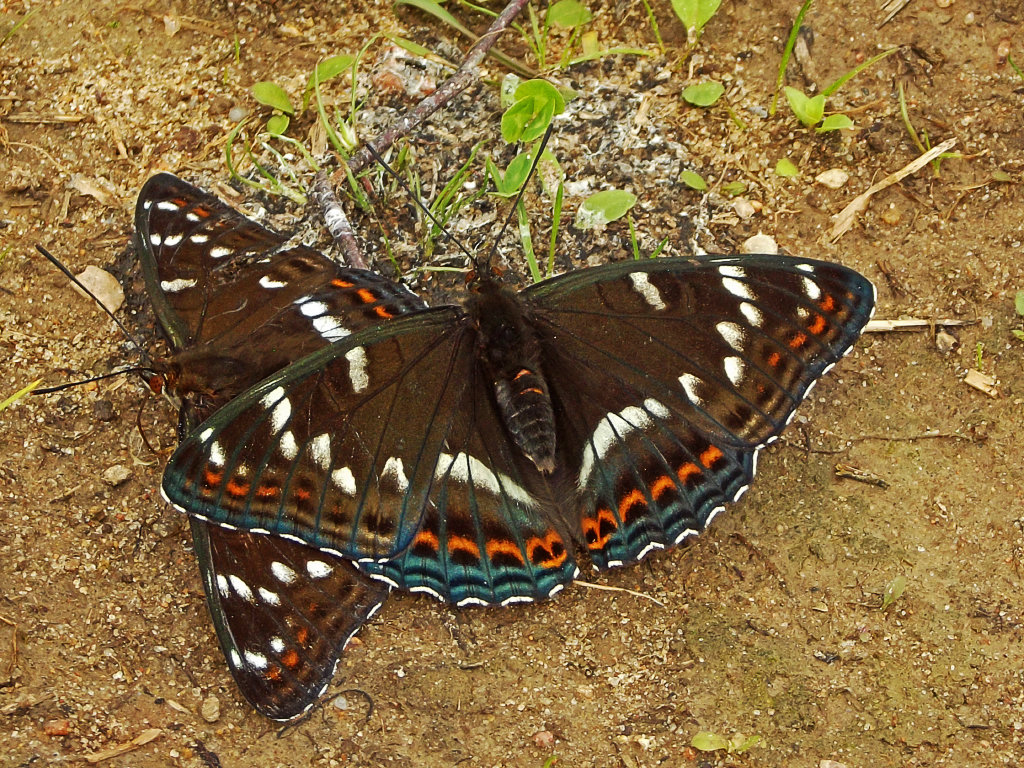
[43,719,72,737]
[532,730,555,749]
[732,198,757,219]
[815,168,850,189]
[740,232,779,254]
[201,695,221,723]
[228,106,248,122]
[880,206,902,226]
[935,329,958,355]
[101,464,132,487]
[74,266,124,315]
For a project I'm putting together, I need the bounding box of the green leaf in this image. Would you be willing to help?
[252,81,294,115]
[515,79,566,115]
[775,158,799,177]
[681,80,724,107]
[991,169,1012,183]
[691,731,730,752]
[265,114,290,136]
[574,189,637,230]
[501,97,538,143]
[679,170,708,191]
[1013,329,1024,341]
[670,0,722,41]
[312,54,354,86]
[548,0,592,28]
[881,575,908,611]
[784,86,824,127]
[817,113,854,132]
[721,180,746,196]
[730,734,762,753]
[489,152,534,198]
[1015,290,1024,317]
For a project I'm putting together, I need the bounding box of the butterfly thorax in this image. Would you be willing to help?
[465,281,556,473]
[161,346,290,407]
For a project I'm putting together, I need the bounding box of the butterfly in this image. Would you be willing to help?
[136,172,427,720]
[157,173,876,614]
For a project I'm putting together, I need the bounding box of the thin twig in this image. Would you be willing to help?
[347,0,531,176]
[863,318,975,332]
[575,580,666,607]
[312,171,366,269]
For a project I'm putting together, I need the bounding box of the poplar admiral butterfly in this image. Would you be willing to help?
[152,172,875,617]
[136,172,425,719]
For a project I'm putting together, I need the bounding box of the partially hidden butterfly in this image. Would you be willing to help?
[136,172,427,719]
[154,171,876,622]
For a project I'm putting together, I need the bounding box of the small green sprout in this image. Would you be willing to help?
[1013,290,1024,342]
[573,189,638,231]
[897,82,961,177]
[670,0,722,47]
[501,79,566,143]
[881,575,908,611]
[691,730,762,754]
[775,158,800,177]
[679,170,708,191]
[721,180,746,197]
[682,80,724,107]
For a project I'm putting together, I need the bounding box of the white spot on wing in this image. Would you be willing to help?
[228,574,255,603]
[163,233,183,247]
[270,637,286,653]
[382,457,409,492]
[209,246,232,259]
[257,587,281,606]
[229,649,242,668]
[306,560,333,579]
[722,277,754,301]
[208,440,226,468]
[270,560,298,584]
[795,263,814,273]
[346,346,369,391]
[331,466,357,496]
[149,232,163,246]
[262,388,291,433]
[155,200,179,211]
[724,356,745,386]
[243,650,268,670]
[629,272,667,310]
[159,278,197,293]
[259,275,286,289]
[216,574,230,598]
[298,300,329,317]
[578,399,669,488]
[679,373,704,406]
[310,433,332,470]
[313,315,351,343]
[190,233,209,243]
[438,452,535,507]
[716,321,744,351]
[802,276,822,300]
[739,301,763,327]
[279,430,298,461]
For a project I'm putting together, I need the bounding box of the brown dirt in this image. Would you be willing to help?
[1,1,1022,766]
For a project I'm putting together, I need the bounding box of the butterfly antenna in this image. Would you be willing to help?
[36,245,145,351]
[33,366,150,395]
[483,122,555,275]
[363,142,479,267]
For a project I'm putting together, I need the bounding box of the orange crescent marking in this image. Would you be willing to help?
[808,314,827,335]
[513,368,532,380]
[255,484,280,500]
[618,488,647,523]
[583,508,618,550]
[527,531,568,568]
[331,278,355,288]
[651,475,677,501]
[203,467,223,488]
[373,305,394,319]
[677,462,701,484]
[413,529,440,552]
[356,288,377,305]
[266,666,282,681]
[485,538,525,564]
[819,294,836,312]
[700,445,723,469]
[789,331,808,349]
[225,477,250,498]
[295,627,309,645]
[521,387,544,396]
[192,205,212,218]
[293,487,312,503]
[281,649,300,669]
[447,534,481,559]
[767,351,782,368]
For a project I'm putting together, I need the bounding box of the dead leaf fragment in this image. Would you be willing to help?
[74,266,125,315]
[84,728,161,763]
[963,369,998,397]
[70,173,122,208]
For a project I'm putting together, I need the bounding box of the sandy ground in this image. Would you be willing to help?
[1,0,1022,766]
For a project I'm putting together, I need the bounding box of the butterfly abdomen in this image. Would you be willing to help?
[466,282,557,473]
